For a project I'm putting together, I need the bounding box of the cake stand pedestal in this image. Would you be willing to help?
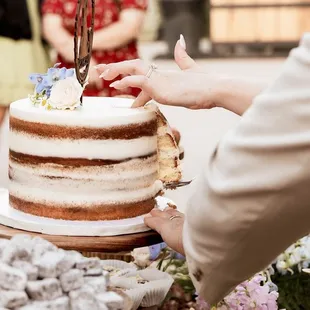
[0,223,162,254]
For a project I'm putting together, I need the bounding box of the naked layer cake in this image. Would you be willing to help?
[8,66,181,221]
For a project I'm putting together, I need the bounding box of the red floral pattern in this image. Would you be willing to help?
[42,0,147,97]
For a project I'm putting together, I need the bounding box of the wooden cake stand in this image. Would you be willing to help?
[0,224,163,260]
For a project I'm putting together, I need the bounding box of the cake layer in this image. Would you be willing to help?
[10,116,157,140]
[9,153,159,191]
[10,180,162,206]
[9,152,158,180]
[9,195,156,221]
[10,150,157,168]
[9,131,157,160]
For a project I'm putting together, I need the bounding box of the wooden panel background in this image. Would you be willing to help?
[210,0,310,43]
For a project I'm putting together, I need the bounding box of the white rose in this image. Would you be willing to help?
[48,77,83,110]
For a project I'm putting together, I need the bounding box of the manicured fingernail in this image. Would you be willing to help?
[110,81,120,88]
[180,34,186,50]
[94,64,106,69]
[99,69,110,78]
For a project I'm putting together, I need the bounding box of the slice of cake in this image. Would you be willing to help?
[144,102,182,184]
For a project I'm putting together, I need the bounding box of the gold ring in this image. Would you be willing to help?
[169,215,182,221]
[146,63,157,78]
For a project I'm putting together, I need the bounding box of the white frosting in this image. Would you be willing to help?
[10,180,163,206]
[10,97,155,127]
[9,131,157,160]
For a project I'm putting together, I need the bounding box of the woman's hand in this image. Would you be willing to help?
[96,36,267,115]
[144,208,185,256]
[97,63,219,110]
[92,9,146,51]
[43,14,75,63]
[87,58,102,89]
[96,37,219,109]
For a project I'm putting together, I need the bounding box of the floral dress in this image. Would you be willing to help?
[42,0,147,97]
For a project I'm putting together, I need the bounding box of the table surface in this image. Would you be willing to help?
[0,223,163,253]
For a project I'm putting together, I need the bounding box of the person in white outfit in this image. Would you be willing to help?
[97,33,310,305]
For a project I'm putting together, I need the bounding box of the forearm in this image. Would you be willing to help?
[92,22,132,50]
[213,76,267,116]
[42,15,74,62]
[92,10,145,51]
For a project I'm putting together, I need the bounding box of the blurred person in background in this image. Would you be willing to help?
[42,0,147,98]
[0,0,50,128]
[156,0,206,59]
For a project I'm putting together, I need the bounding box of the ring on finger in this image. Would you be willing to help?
[146,63,157,78]
[169,215,182,221]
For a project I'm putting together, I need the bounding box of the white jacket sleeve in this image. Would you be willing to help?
[183,33,310,305]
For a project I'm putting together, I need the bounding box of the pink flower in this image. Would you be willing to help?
[195,273,278,309]
[196,295,211,310]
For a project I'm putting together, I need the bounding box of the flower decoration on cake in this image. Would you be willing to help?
[29,63,84,110]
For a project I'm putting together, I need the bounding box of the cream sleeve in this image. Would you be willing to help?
[183,33,310,305]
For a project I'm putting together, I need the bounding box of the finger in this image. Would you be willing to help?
[165,208,184,217]
[131,91,151,108]
[94,64,106,71]
[98,59,149,81]
[116,95,136,99]
[150,209,171,219]
[110,75,152,94]
[144,216,166,234]
[96,75,102,89]
[174,38,198,71]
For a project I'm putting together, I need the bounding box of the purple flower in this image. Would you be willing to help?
[196,295,211,310]
[221,273,279,309]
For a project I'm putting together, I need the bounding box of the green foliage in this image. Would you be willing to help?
[272,266,310,310]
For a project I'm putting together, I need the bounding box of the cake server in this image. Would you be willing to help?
[164,179,194,190]
[74,0,95,104]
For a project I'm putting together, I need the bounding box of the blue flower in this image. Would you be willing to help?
[47,66,74,83]
[173,252,186,260]
[29,73,51,94]
[65,68,75,78]
[29,64,76,98]
[149,242,167,261]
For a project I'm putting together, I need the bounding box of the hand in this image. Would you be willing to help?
[96,37,220,109]
[144,208,185,256]
[58,37,75,63]
[87,58,102,89]
[113,95,182,145]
